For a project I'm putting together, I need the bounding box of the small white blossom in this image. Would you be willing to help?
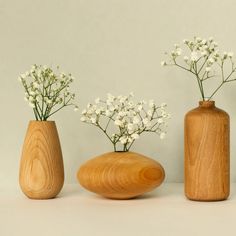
[183,56,189,62]
[190,51,199,61]
[205,67,211,72]
[160,132,166,139]
[133,116,140,124]
[114,119,123,126]
[80,93,170,151]
[95,98,100,104]
[161,61,167,66]
[80,117,86,122]
[131,133,139,139]
[228,52,234,58]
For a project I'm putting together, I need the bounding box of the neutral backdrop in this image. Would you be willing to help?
[1,0,236,187]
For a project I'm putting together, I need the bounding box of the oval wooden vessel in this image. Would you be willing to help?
[19,121,64,199]
[185,101,230,201]
[77,152,165,199]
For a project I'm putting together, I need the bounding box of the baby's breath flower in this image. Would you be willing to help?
[161,61,167,66]
[80,93,170,151]
[162,36,236,101]
[19,64,78,120]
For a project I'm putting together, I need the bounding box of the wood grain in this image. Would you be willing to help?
[77,152,165,199]
[19,121,64,199]
[185,101,230,201]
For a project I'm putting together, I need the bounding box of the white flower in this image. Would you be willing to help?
[33,82,39,88]
[161,103,167,108]
[190,51,199,61]
[131,133,139,139]
[228,52,234,58]
[201,50,207,56]
[142,118,149,125]
[129,92,134,97]
[95,108,102,114]
[80,117,86,122]
[176,48,182,56]
[183,56,189,62]
[74,106,79,112]
[95,98,100,104]
[120,136,128,144]
[28,96,34,102]
[105,110,112,116]
[80,93,170,151]
[133,116,140,124]
[160,132,166,139]
[205,67,211,72]
[20,74,26,79]
[161,61,167,66]
[114,119,123,126]
[183,39,189,44]
[91,117,96,124]
[128,123,134,131]
[137,105,143,111]
[29,102,35,108]
[208,58,215,64]
[82,109,87,115]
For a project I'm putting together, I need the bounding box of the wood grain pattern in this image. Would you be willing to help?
[77,152,165,199]
[19,121,64,199]
[185,101,230,201]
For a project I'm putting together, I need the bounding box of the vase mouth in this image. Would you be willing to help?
[29,120,55,123]
[199,100,215,108]
[114,151,129,153]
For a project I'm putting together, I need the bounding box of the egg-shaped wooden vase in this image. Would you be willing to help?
[19,121,64,199]
[185,101,230,201]
[77,152,165,199]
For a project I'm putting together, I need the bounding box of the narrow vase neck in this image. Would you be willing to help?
[199,101,215,108]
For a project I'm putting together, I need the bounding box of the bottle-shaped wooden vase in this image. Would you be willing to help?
[19,121,64,199]
[185,101,230,201]
[77,152,165,199]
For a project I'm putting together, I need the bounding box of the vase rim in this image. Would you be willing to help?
[29,120,55,123]
[199,100,215,107]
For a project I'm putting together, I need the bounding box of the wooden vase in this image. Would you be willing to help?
[77,152,165,199]
[185,101,230,201]
[19,121,64,199]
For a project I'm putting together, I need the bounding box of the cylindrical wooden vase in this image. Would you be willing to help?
[19,121,64,199]
[77,152,165,199]
[185,101,230,201]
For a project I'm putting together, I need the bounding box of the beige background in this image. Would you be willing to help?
[1,0,236,186]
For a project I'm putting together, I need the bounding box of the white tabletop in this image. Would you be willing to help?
[0,183,235,236]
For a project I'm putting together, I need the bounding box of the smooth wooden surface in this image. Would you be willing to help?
[185,101,230,201]
[78,152,165,199]
[19,121,64,199]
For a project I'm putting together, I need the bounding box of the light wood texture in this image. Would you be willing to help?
[19,121,64,199]
[77,152,165,199]
[185,101,230,201]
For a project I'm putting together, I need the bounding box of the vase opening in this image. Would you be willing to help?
[199,100,215,108]
[115,151,129,153]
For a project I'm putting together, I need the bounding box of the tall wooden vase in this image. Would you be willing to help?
[185,101,230,201]
[19,121,64,199]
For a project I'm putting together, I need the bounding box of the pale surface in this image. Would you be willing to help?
[1,0,236,185]
[1,183,236,236]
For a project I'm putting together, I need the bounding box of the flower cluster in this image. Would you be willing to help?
[162,36,236,100]
[81,93,170,151]
[19,64,78,120]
